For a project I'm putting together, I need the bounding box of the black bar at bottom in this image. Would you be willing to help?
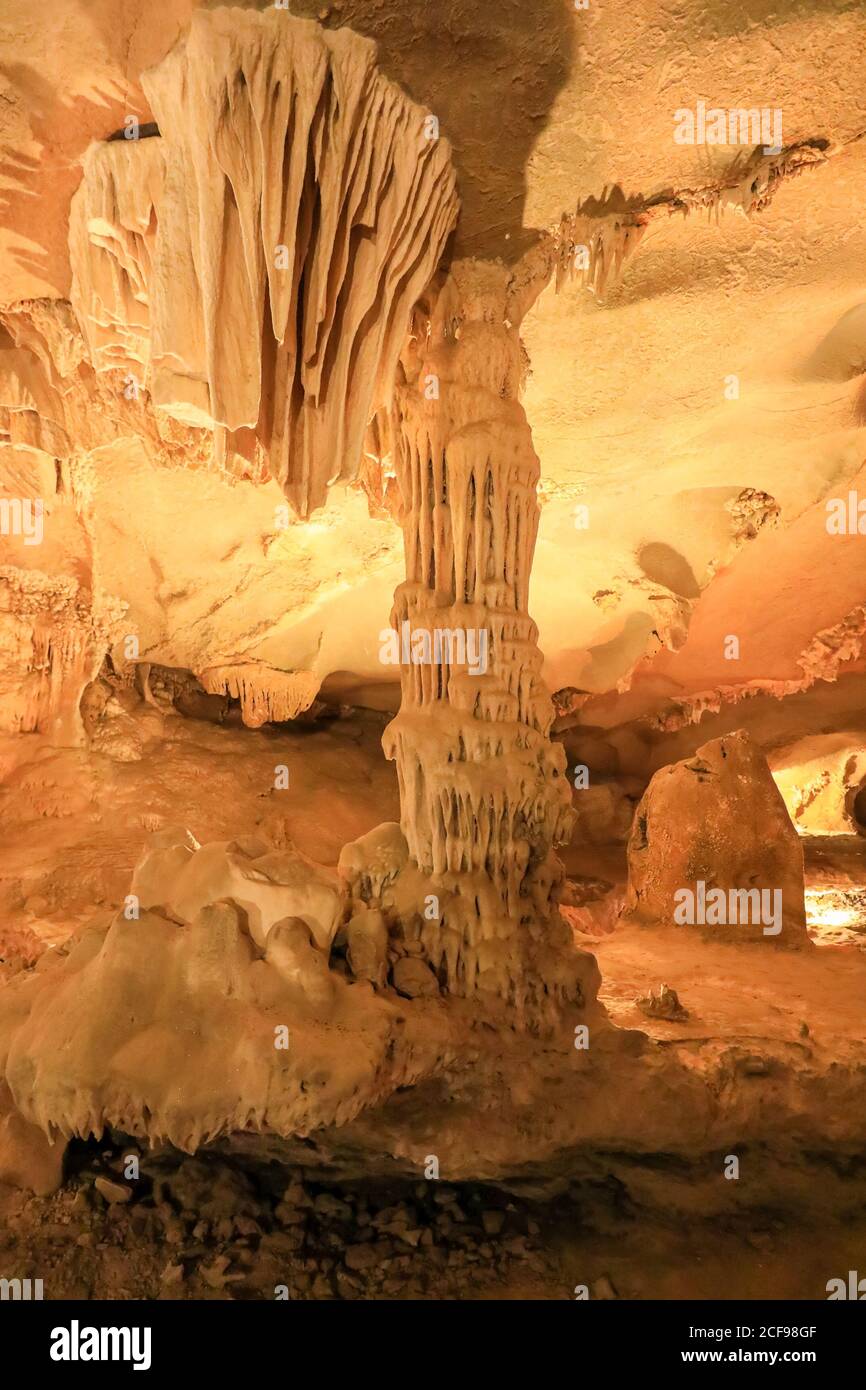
[4,1298,860,1375]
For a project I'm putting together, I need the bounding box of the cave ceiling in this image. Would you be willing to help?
[1,0,865,745]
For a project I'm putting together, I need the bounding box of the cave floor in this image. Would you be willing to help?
[2,1139,865,1301]
[0,707,400,957]
[594,919,866,1063]
[565,834,866,1057]
[1,711,866,1300]
[3,709,864,1067]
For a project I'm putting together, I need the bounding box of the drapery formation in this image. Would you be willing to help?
[70,9,459,516]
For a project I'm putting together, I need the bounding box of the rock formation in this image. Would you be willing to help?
[770,734,866,837]
[0,8,592,1181]
[69,9,460,518]
[366,259,590,1023]
[3,0,866,1310]
[132,829,344,952]
[623,731,808,946]
[198,664,322,728]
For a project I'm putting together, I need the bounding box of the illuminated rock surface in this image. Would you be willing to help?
[1,0,866,1303]
[624,731,809,946]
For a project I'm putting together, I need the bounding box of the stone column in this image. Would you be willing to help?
[380,259,594,1025]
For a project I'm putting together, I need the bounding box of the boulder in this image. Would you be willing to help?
[623,731,808,946]
[392,956,439,998]
[344,909,388,986]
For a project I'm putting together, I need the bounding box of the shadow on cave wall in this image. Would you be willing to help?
[0,0,198,293]
[79,0,579,265]
[1,0,576,289]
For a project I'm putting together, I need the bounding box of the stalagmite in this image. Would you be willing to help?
[623,731,809,947]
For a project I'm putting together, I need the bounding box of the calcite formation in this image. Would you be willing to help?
[0,7,590,1178]
[3,2,866,1311]
[624,731,809,947]
[198,664,321,728]
[0,564,125,743]
[771,734,866,836]
[367,260,591,1023]
[0,1081,64,1195]
[0,299,209,469]
[0,885,387,1151]
[69,8,460,517]
[132,830,344,952]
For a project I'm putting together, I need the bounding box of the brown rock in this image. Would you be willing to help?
[0,1086,65,1195]
[200,1255,231,1288]
[313,1192,353,1221]
[392,956,439,999]
[345,909,388,986]
[95,1175,133,1205]
[481,1209,506,1236]
[624,732,808,947]
[636,984,689,1022]
[591,1274,618,1300]
[344,1242,385,1271]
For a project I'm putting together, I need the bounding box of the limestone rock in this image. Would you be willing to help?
[339,823,408,901]
[392,956,439,999]
[369,261,595,1026]
[636,984,689,1022]
[265,918,335,1010]
[0,892,391,1151]
[344,909,388,986]
[624,731,808,947]
[69,9,460,518]
[770,734,866,836]
[131,831,344,952]
[0,1082,65,1195]
[94,1175,132,1205]
[198,664,321,728]
[569,780,639,845]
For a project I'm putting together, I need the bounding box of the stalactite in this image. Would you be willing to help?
[553,205,647,298]
[0,301,216,475]
[0,568,123,742]
[68,9,459,517]
[199,663,320,727]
